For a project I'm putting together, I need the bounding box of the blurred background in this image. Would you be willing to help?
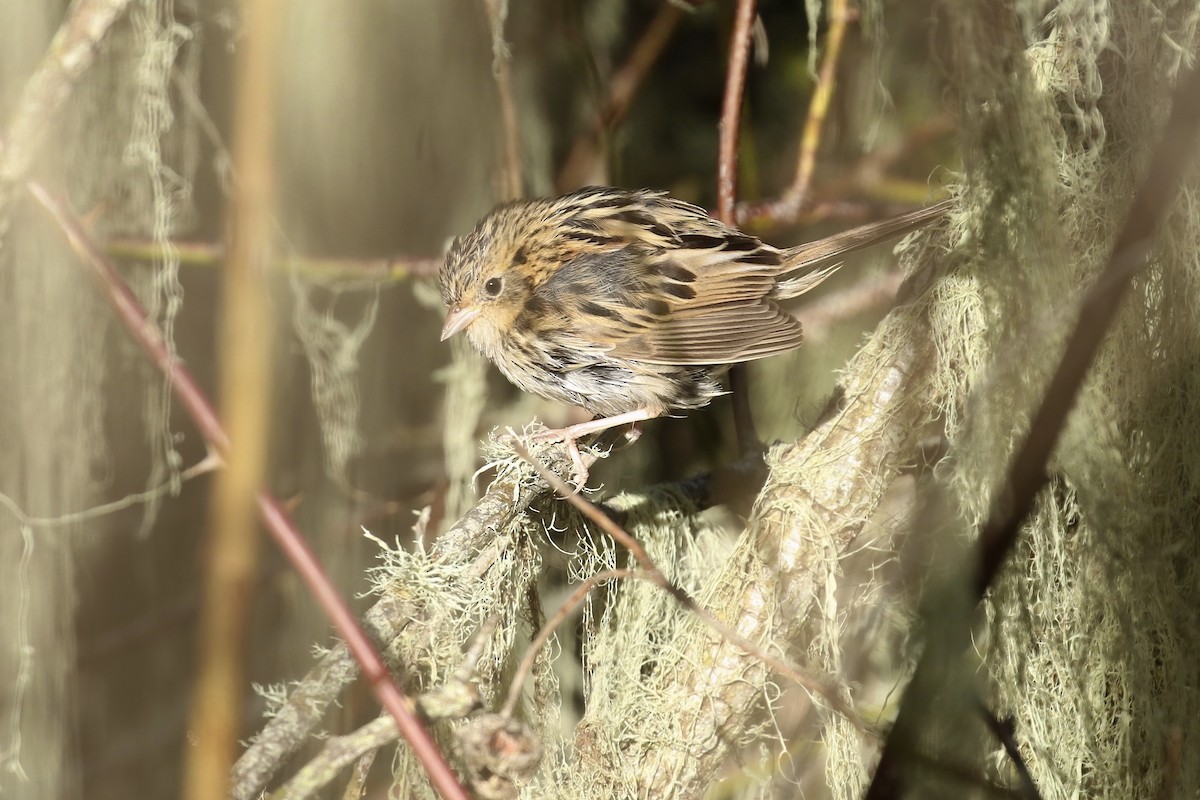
[0,1,951,797]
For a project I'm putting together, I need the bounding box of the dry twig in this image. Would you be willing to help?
[106,237,442,283]
[719,0,762,454]
[480,0,523,200]
[500,568,636,718]
[739,0,854,227]
[556,2,684,189]
[0,0,134,231]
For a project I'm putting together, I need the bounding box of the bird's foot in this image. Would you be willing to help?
[528,408,657,488]
[527,428,591,487]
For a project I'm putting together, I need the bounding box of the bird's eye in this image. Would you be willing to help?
[484,277,503,297]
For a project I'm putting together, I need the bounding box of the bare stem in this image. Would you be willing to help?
[481,0,523,200]
[556,2,684,189]
[716,0,757,223]
[106,236,442,282]
[182,0,280,790]
[719,0,761,453]
[791,0,852,206]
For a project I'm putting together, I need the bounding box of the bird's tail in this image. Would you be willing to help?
[774,198,952,299]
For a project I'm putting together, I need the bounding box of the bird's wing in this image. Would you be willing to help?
[537,192,805,366]
[532,188,951,365]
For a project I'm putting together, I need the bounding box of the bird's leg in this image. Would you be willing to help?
[534,408,658,441]
[532,408,658,485]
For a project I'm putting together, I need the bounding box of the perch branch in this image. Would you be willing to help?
[227,434,747,796]
[588,278,941,795]
[510,439,874,731]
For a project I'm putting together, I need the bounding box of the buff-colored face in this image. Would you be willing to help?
[438,208,536,346]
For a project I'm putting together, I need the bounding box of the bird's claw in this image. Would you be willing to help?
[502,427,590,489]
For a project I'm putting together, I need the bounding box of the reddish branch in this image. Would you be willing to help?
[718,0,761,453]
[716,0,757,224]
[970,65,1200,597]
[23,185,468,798]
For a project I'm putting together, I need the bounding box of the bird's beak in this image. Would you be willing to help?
[440,306,481,341]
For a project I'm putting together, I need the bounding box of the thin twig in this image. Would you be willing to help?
[804,113,956,209]
[508,439,873,735]
[768,0,853,223]
[27,183,230,449]
[719,0,761,454]
[22,187,468,800]
[0,0,134,230]
[273,715,400,800]
[106,237,442,283]
[340,749,377,800]
[0,451,219,530]
[740,99,954,231]
[556,2,684,190]
[501,569,635,718]
[793,0,852,202]
[480,0,522,200]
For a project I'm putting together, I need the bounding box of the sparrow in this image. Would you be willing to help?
[439,186,950,481]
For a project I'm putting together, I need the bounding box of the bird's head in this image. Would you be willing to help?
[438,206,537,352]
